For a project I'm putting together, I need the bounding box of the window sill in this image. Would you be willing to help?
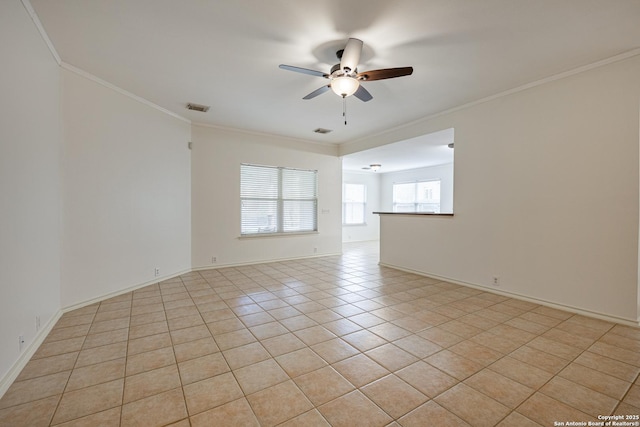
[342,223,367,227]
[239,231,319,239]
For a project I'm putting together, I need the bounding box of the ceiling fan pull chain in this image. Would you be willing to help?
[343,95,347,125]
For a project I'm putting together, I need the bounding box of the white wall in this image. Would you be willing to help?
[0,0,62,381]
[364,56,640,323]
[191,125,342,268]
[61,69,192,307]
[342,171,380,242]
[380,163,454,213]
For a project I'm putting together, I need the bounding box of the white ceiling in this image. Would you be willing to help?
[30,0,640,159]
[342,128,454,173]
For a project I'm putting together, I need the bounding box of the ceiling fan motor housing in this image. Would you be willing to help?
[330,63,356,77]
[279,38,412,102]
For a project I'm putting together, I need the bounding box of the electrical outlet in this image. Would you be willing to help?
[18,335,25,352]
[35,316,41,332]
[212,256,217,264]
[154,268,160,277]
[492,276,500,286]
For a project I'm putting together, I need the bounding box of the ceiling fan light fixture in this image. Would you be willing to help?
[370,164,381,172]
[331,76,360,97]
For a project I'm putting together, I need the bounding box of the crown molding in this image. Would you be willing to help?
[22,0,190,124]
[342,48,640,152]
[61,62,191,124]
[191,121,340,156]
[192,121,339,147]
[21,0,60,65]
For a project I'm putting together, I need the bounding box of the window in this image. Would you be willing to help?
[241,164,317,235]
[393,180,441,213]
[343,183,366,225]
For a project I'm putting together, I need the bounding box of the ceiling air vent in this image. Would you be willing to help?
[314,128,332,134]
[186,103,210,113]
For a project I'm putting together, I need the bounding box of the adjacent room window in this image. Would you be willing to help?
[393,180,441,213]
[343,183,366,225]
[240,164,317,235]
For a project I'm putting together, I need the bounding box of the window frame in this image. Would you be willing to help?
[392,179,442,213]
[342,182,367,226]
[240,163,318,236]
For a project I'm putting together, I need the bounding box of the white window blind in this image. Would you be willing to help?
[241,164,317,235]
[343,183,366,225]
[392,180,441,213]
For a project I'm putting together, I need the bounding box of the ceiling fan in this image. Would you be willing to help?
[279,38,413,103]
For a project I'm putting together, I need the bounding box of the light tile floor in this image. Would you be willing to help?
[1,241,639,426]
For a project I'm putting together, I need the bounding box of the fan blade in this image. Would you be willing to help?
[357,67,413,81]
[353,85,373,102]
[279,64,328,78]
[340,38,363,73]
[303,85,330,100]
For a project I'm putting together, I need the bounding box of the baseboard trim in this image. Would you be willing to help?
[191,252,343,272]
[379,262,639,327]
[0,268,192,399]
[4,254,636,399]
[1,252,338,396]
[0,310,62,398]
[61,268,193,314]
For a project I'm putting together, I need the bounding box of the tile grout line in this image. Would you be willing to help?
[611,352,640,414]
[191,271,263,424]
[509,320,620,424]
[118,294,134,427]
[46,306,94,426]
[170,274,199,426]
[3,243,639,426]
